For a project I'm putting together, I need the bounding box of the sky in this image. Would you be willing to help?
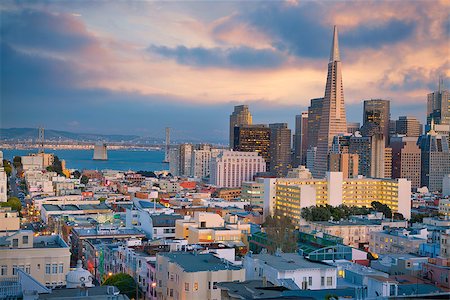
[1,0,449,143]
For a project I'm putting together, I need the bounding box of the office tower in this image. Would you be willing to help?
[391,136,421,189]
[328,153,359,179]
[307,98,323,149]
[306,147,317,173]
[347,122,360,134]
[179,144,193,176]
[427,78,450,125]
[234,124,270,165]
[389,120,397,136]
[418,124,450,192]
[229,105,253,148]
[210,151,266,188]
[384,147,392,179]
[269,123,292,177]
[168,147,180,176]
[315,26,348,178]
[293,112,308,167]
[395,116,422,137]
[0,151,6,202]
[348,135,372,177]
[360,99,390,145]
[370,134,386,178]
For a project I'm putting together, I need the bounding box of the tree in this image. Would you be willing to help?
[102,273,137,299]
[98,197,107,202]
[1,197,22,212]
[51,156,64,176]
[12,156,22,169]
[80,175,89,185]
[263,215,298,254]
[371,201,392,218]
[2,160,12,177]
[72,170,81,179]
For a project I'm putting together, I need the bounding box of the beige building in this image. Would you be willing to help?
[0,207,20,236]
[439,199,450,217]
[441,229,450,258]
[391,136,421,189]
[328,153,359,179]
[229,105,253,149]
[175,212,250,247]
[369,228,428,254]
[395,116,422,137]
[266,172,411,223]
[0,230,70,287]
[156,252,245,300]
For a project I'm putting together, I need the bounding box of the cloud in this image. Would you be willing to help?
[148,45,286,69]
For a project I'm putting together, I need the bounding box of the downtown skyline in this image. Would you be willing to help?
[1,0,449,142]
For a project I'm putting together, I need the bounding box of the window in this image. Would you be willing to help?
[185,282,189,291]
[327,277,333,286]
[46,264,51,274]
[59,263,64,273]
[1,265,7,276]
[308,277,312,286]
[213,282,218,289]
[25,265,31,274]
[321,276,325,286]
[12,239,18,247]
[23,236,29,245]
[12,265,17,275]
[52,264,58,274]
[194,282,198,291]
[169,289,173,297]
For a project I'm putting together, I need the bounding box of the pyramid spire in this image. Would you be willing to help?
[329,25,340,62]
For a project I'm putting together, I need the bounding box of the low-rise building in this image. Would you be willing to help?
[156,252,245,300]
[0,207,20,236]
[0,230,70,288]
[244,252,337,290]
[422,257,450,288]
[369,228,428,254]
[241,180,264,207]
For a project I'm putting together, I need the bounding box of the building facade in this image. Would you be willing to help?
[230,105,253,149]
[293,112,308,167]
[390,136,421,189]
[269,123,292,177]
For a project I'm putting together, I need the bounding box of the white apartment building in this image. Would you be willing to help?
[0,207,20,236]
[0,167,6,203]
[190,148,221,179]
[244,252,337,290]
[210,151,266,188]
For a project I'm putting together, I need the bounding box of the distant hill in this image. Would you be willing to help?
[0,128,160,143]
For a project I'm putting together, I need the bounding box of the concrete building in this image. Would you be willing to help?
[390,136,421,189]
[293,112,308,166]
[0,166,6,203]
[244,252,337,290]
[93,143,108,160]
[190,148,221,179]
[210,151,266,188]
[0,207,20,236]
[126,209,183,239]
[307,97,323,150]
[156,252,245,300]
[440,229,450,258]
[241,179,264,207]
[443,174,450,196]
[347,122,360,134]
[265,172,411,222]
[21,155,44,171]
[361,99,390,146]
[418,124,450,192]
[369,228,428,254]
[0,231,70,288]
[395,116,422,137]
[269,123,291,177]
[233,124,270,164]
[315,26,348,178]
[229,105,253,149]
[179,143,193,177]
[422,257,450,289]
[328,153,359,179]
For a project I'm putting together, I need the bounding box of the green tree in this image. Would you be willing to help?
[371,201,392,218]
[12,156,22,169]
[51,156,64,176]
[98,197,107,202]
[1,197,22,212]
[102,273,137,299]
[2,160,12,176]
[80,175,89,185]
[72,170,81,179]
[263,215,298,254]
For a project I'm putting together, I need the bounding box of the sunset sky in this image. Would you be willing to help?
[1,0,449,142]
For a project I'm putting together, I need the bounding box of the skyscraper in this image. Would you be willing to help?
[229,105,253,148]
[233,124,270,165]
[395,116,422,137]
[391,136,421,189]
[361,99,390,145]
[427,78,450,125]
[293,112,308,167]
[306,97,323,150]
[314,26,347,178]
[269,123,292,177]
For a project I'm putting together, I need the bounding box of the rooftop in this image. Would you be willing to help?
[250,252,335,271]
[159,252,242,272]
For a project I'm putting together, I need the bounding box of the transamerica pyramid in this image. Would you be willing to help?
[314,26,348,178]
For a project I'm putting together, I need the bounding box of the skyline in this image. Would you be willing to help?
[1,1,449,141]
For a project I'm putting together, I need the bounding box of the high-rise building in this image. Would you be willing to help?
[370,134,388,178]
[328,153,359,179]
[210,151,266,188]
[391,136,421,189]
[395,116,422,137]
[269,123,292,177]
[293,112,308,167]
[315,26,348,178]
[230,105,253,148]
[234,124,270,164]
[361,99,390,145]
[427,79,450,125]
[348,135,371,177]
[168,146,180,176]
[190,148,221,179]
[307,98,324,149]
[179,143,193,177]
[418,124,450,192]
[347,122,360,134]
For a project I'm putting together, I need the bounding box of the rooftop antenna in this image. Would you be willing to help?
[38,127,45,153]
[164,127,170,163]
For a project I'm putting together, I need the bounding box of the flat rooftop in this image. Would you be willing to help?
[159,252,242,272]
[251,252,335,271]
